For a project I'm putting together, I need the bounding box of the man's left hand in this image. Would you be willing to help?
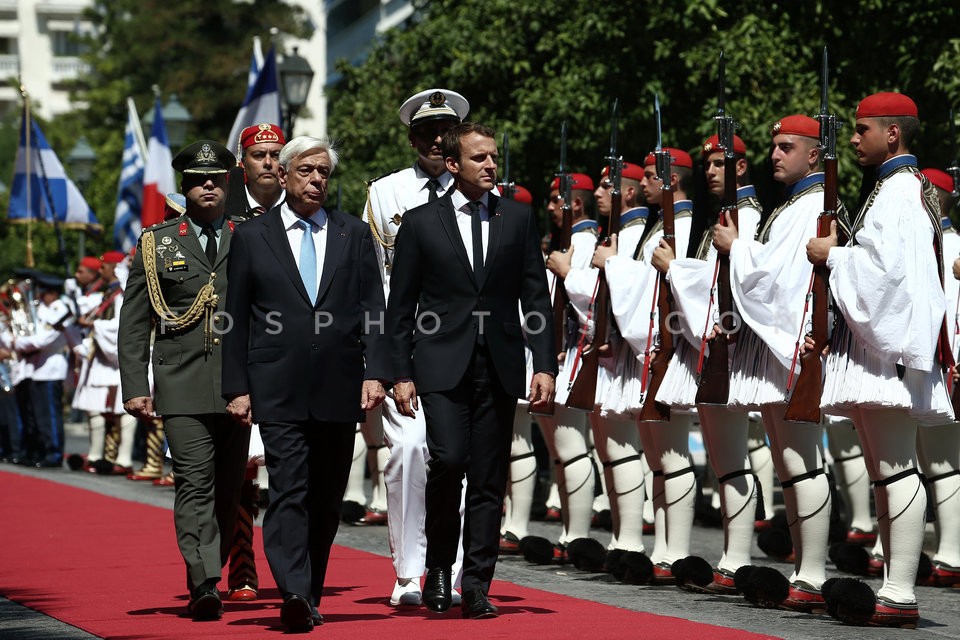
[546,246,574,279]
[361,379,386,410]
[592,234,618,269]
[528,372,556,412]
[806,221,838,265]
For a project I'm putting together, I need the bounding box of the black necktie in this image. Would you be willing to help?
[467,201,483,281]
[427,178,441,202]
[201,224,217,266]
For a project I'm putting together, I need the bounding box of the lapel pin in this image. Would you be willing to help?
[178,221,188,236]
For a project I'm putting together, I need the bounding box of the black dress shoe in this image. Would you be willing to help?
[188,579,223,621]
[280,594,314,632]
[422,567,452,613]
[460,588,499,619]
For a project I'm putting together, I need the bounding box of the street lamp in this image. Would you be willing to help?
[67,135,97,260]
[67,136,96,189]
[143,92,193,149]
[162,94,191,148]
[278,46,315,139]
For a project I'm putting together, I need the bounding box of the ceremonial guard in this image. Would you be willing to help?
[539,172,601,560]
[9,274,71,467]
[914,167,960,587]
[362,88,470,607]
[562,159,651,563]
[714,114,850,611]
[646,134,761,591]
[808,93,953,627]
[597,148,695,582]
[73,251,136,475]
[119,140,249,621]
[223,122,287,604]
[236,123,286,216]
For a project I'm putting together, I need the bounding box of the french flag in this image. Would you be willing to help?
[225,44,282,156]
[141,96,175,229]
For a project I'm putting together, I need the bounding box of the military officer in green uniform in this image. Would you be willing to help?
[119,140,249,621]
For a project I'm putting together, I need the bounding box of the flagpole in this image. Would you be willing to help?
[19,77,33,268]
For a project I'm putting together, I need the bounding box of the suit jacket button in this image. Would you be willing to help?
[158,357,163,364]
[178,276,184,282]
[312,343,320,350]
[213,338,221,345]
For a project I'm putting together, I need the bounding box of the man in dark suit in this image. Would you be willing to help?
[387,122,557,618]
[120,140,250,621]
[221,135,388,633]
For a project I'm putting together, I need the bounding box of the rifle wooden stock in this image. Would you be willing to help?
[566,188,622,411]
[566,273,608,411]
[696,157,739,405]
[784,158,838,423]
[552,283,570,357]
[639,193,675,422]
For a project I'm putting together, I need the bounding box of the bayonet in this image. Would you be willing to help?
[500,130,514,198]
[948,108,959,198]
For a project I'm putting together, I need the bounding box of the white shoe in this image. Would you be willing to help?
[451,588,461,606]
[390,579,422,607]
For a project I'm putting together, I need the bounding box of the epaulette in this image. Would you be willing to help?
[366,167,405,186]
[145,215,182,232]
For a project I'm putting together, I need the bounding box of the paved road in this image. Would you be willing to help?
[2,427,959,640]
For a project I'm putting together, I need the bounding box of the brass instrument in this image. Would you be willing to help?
[0,277,40,393]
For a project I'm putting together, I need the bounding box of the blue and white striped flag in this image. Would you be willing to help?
[114,98,146,251]
[225,42,282,157]
[8,107,99,228]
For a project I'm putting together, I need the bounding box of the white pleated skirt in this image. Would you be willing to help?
[655,339,700,410]
[600,338,645,420]
[821,322,954,426]
[728,325,791,410]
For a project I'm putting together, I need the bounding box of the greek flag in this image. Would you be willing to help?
[225,42,282,156]
[8,107,99,228]
[114,98,146,252]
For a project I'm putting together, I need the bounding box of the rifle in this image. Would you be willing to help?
[498,130,516,199]
[551,122,574,359]
[639,93,675,422]
[696,51,739,405]
[566,100,621,411]
[945,109,960,415]
[784,47,840,423]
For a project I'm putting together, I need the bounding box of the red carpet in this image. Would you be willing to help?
[0,470,778,639]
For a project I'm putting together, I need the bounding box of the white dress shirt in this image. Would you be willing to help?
[280,203,327,294]
[449,190,490,270]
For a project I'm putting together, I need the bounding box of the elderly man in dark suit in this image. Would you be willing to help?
[120,140,250,621]
[221,135,388,633]
[387,122,556,619]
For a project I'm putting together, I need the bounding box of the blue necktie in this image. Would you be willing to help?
[298,218,317,304]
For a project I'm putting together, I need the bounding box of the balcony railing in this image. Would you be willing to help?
[51,56,89,82]
[0,54,18,79]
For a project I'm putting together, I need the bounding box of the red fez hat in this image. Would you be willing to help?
[643,148,693,169]
[856,92,918,119]
[601,161,644,182]
[239,123,286,152]
[771,114,819,138]
[701,134,746,156]
[497,184,533,204]
[922,168,955,194]
[101,251,126,265]
[79,256,101,271]
[551,173,595,192]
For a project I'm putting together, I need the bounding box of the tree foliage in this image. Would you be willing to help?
[327,0,960,227]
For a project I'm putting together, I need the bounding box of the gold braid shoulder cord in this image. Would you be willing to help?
[366,184,396,251]
[141,230,219,352]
